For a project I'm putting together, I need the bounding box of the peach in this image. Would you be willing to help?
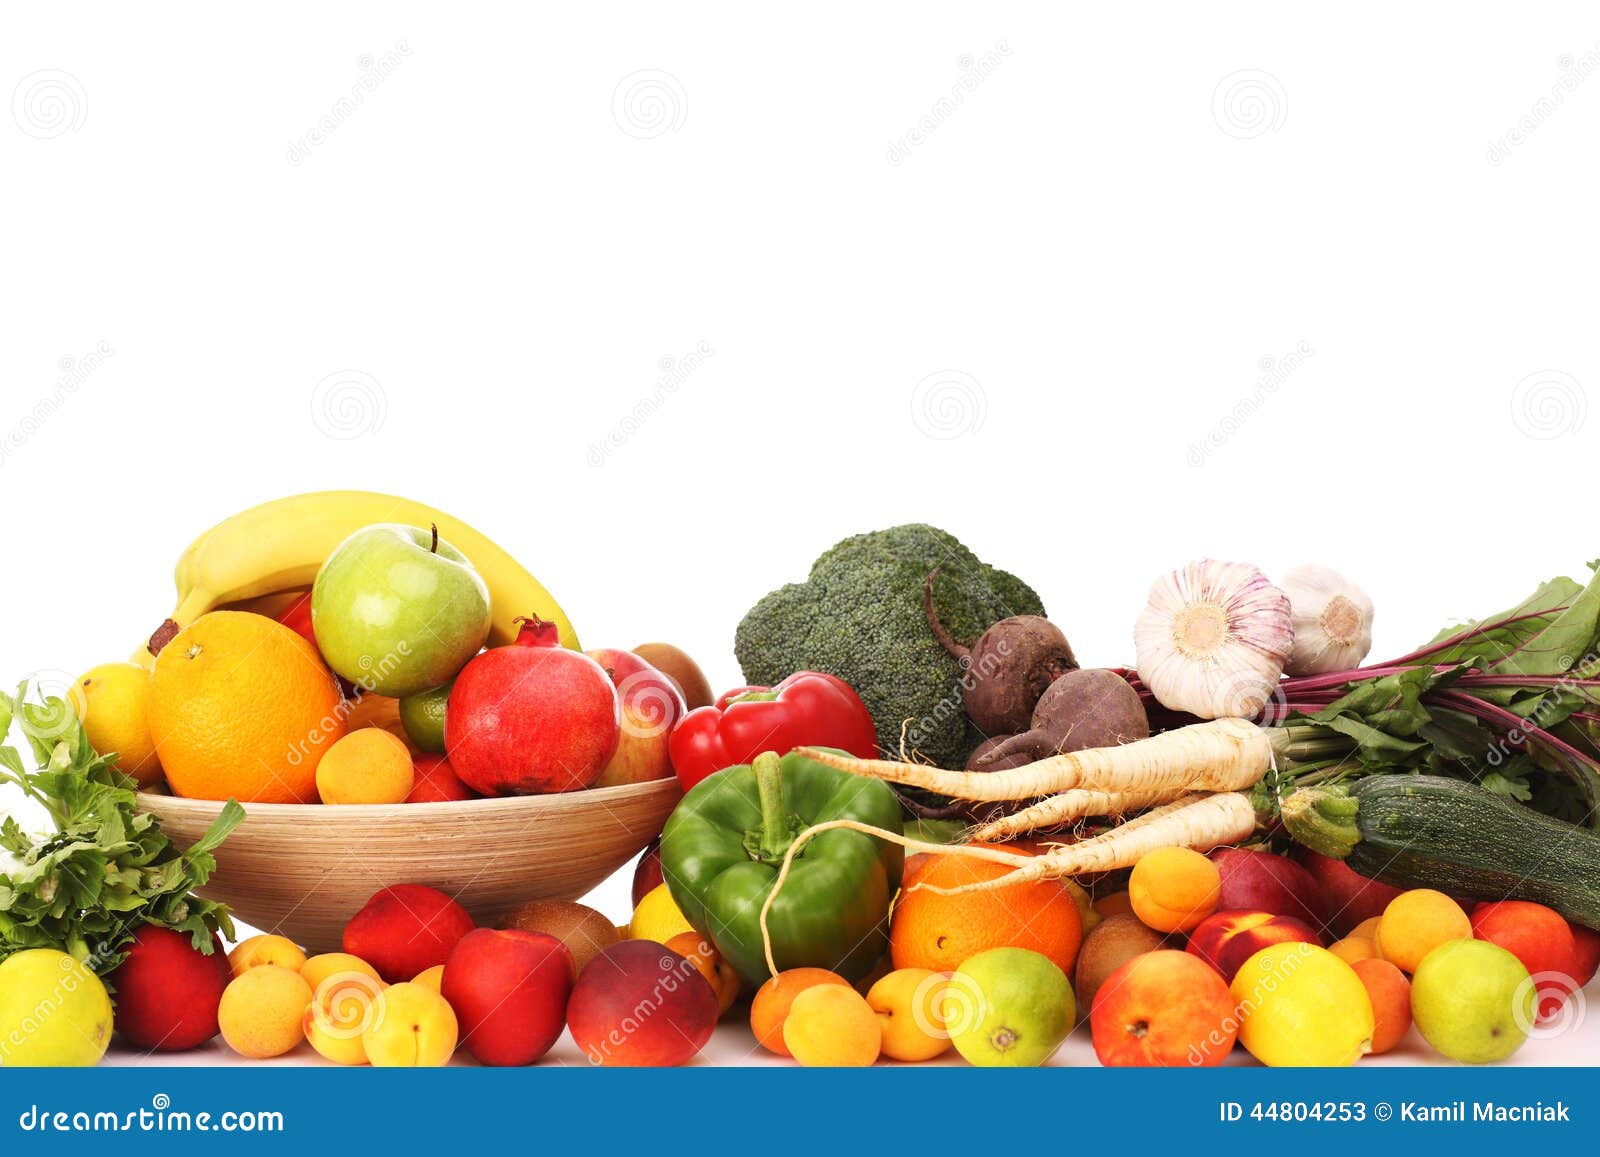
[1296,849,1403,937]
[1375,889,1470,973]
[586,649,684,788]
[1074,913,1168,1014]
[1471,900,1580,1021]
[443,928,572,1066]
[1186,910,1321,984]
[302,968,385,1065]
[567,940,718,1067]
[364,981,458,1067]
[1091,949,1236,1067]
[1352,957,1411,1054]
[1328,937,1377,965]
[302,952,382,992]
[218,965,312,1059]
[405,754,481,803]
[1129,848,1220,933]
[108,927,230,1051]
[750,968,852,1056]
[344,884,476,983]
[500,900,621,979]
[411,965,445,993]
[230,934,307,977]
[866,968,951,1062]
[316,728,415,804]
[784,984,882,1067]
[664,932,741,1014]
[1211,848,1328,933]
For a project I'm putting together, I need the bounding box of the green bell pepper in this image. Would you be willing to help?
[660,749,903,986]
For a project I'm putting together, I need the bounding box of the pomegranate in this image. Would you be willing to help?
[448,617,621,794]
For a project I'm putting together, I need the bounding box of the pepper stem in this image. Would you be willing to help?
[754,751,789,859]
[1280,785,1362,859]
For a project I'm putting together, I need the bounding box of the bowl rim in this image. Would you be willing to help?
[134,776,682,819]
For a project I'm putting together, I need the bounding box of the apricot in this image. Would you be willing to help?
[783,984,882,1067]
[301,953,383,993]
[664,932,741,1014]
[1352,958,1411,1054]
[1328,936,1377,965]
[344,884,476,983]
[218,965,312,1059]
[316,728,415,804]
[230,934,307,977]
[750,968,852,1057]
[866,968,951,1062]
[1350,916,1381,940]
[364,982,458,1067]
[1129,848,1220,934]
[1375,889,1470,973]
[412,965,445,993]
[302,968,386,1065]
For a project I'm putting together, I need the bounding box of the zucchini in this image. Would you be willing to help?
[1282,774,1600,929]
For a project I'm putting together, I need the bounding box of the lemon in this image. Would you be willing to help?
[1230,941,1374,1066]
[75,662,163,787]
[629,884,695,942]
[0,949,114,1067]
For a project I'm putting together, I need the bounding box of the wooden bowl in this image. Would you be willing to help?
[136,779,681,953]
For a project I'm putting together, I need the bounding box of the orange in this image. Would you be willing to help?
[890,844,1083,976]
[148,611,345,803]
[750,968,850,1056]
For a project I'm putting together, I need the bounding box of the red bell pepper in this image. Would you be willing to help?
[668,671,879,791]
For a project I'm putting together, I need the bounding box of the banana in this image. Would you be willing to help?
[133,491,579,668]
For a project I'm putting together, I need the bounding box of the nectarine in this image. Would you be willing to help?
[567,940,718,1067]
[1091,949,1236,1067]
[442,928,572,1066]
[344,884,476,984]
[108,926,231,1052]
[1186,910,1321,984]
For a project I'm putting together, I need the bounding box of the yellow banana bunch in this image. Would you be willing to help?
[133,491,579,668]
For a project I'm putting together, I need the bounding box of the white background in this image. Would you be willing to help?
[3,3,1598,1065]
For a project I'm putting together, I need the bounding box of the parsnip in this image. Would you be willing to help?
[967,784,1177,841]
[797,716,1271,801]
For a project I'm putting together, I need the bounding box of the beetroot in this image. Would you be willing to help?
[448,617,621,794]
[924,570,1076,734]
[974,669,1149,768]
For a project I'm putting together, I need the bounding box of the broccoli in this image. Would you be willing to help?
[734,524,1046,768]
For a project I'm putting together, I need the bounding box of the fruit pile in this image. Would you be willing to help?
[74,493,710,806]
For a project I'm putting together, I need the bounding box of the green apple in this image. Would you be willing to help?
[1411,938,1534,1063]
[946,947,1072,1067]
[311,524,491,698]
[0,949,114,1067]
[400,680,453,753]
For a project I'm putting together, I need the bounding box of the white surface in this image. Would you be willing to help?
[5,2,1600,1067]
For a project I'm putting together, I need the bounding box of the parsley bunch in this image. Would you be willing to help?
[0,683,242,975]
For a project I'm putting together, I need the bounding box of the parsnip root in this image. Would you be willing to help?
[796,716,1272,802]
[967,784,1178,841]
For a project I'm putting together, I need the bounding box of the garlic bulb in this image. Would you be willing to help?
[1134,560,1294,719]
[1280,564,1374,675]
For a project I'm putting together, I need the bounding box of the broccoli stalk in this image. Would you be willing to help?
[734,524,1046,769]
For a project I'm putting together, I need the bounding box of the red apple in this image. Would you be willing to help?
[405,754,481,803]
[1295,848,1403,938]
[567,940,718,1067]
[442,928,573,1066]
[107,925,231,1051]
[449,618,620,795]
[1211,848,1328,935]
[632,837,664,907]
[586,649,685,788]
[1573,924,1600,988]
[344,884,477,983]
[1186,910,1322,983]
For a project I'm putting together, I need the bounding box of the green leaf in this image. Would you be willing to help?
[1420,576,1583,667]
[1491,563,1600,677]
